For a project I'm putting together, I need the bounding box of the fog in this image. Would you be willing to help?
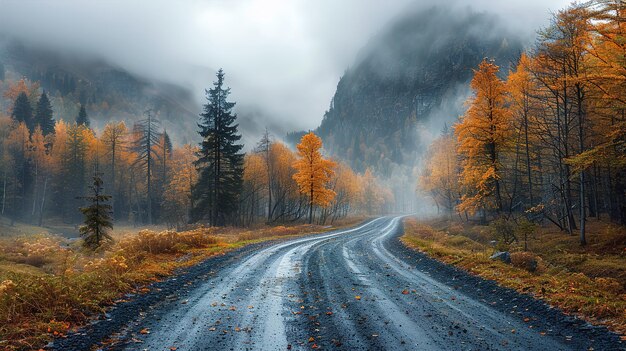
[0,0,571,145]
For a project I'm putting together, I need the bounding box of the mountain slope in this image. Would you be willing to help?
[312,6,523,176]
[0,40,198,143]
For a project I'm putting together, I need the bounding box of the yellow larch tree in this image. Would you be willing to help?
[292,132,336,223]
[455,59,511,218]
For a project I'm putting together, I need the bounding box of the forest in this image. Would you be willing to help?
[419,1,626,245]
[0,68,393,234]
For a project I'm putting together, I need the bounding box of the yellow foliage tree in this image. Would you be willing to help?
[292,132,336,223]
[419,132,460,217]
[455,59,511,217]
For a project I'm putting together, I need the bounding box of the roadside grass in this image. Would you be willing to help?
[401,217,626,337]
[0,219,363,351]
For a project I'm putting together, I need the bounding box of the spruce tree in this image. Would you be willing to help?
[192,69,244,225]
[11,92,33,131]
[76,104,90,127]
[78,174,113,250]
[34,91,55,135]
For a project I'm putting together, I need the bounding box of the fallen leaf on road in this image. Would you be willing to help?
[402,290,409,295]
[209,327,216,331]
[139,328,150,334]
[308,336,315,343]
[312,344,319,349]
[326,311,333,316]
[170,347,177,351]
[355,295,361,300]
[247,305,254,309]
[229,306,237,311]
[235,327,241,332]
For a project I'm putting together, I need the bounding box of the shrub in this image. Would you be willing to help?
[118,229,221,256]
[510,251,540,273]
[489,218,516,247]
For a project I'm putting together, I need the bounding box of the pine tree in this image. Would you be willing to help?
[192,69,244,226]
[0,61,5,81]
[34,91,55,135]
[11,92,33,131]
[78,174,113,250]
[76,105,90,127]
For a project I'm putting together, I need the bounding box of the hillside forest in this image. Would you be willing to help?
[419,2,626,245]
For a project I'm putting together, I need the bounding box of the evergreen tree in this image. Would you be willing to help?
[76,104,90,127]
[34,91,55,135]
[192,69,244,225]
[11,92,33,131]
[78,174,113,250]
[0,61,5,81]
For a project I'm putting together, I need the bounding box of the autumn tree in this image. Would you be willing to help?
[267,142,302,222]
[455,59,511,220]
[419,131,461,218]
[3,79,40,110]
[292,132,336,224]
[162,144,198,229]
[241,153,268,225]
[29,126,50,225]
[326,161,360,222]
[192,69,244,226]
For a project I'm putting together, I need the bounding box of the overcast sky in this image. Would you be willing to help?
[0,0,571,139]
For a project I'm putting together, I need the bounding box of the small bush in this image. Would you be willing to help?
[489,218,516,248]
[510,251,540,272]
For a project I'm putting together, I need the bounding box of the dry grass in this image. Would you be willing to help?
[0,221,344,351]
[401,217,626,336]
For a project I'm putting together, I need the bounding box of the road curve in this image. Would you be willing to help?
[58,216,623,351]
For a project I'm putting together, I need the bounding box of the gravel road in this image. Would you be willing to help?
[52,216,624,351]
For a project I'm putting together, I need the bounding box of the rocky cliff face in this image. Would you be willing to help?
[312,6,523,176]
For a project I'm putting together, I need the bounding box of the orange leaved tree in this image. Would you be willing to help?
[293,132,336,223]
[455,59,511,219]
